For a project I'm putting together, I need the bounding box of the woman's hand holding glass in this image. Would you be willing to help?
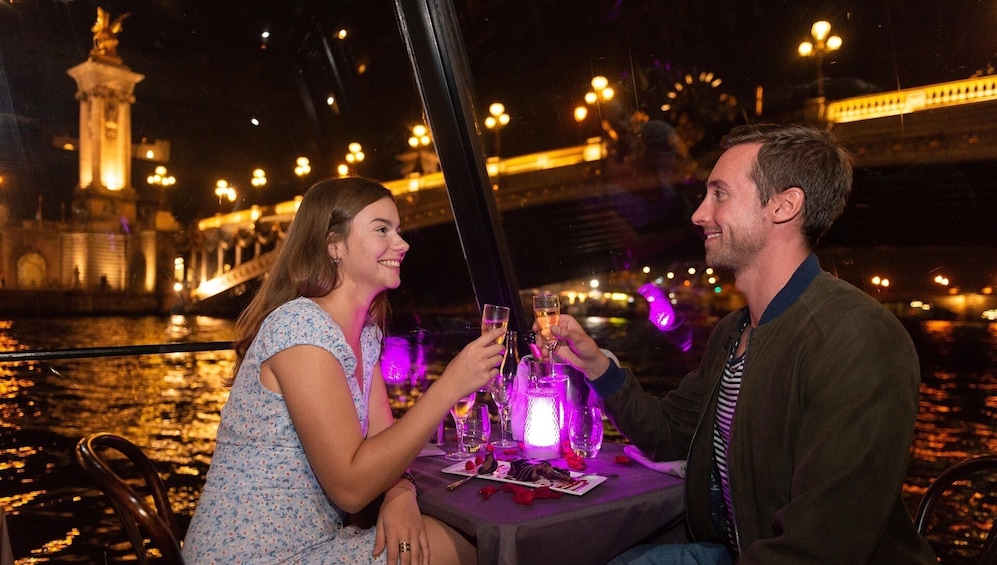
[437,326,505,460]
[481,304,510,340]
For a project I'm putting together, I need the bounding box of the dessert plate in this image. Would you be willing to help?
[441,459,607,495]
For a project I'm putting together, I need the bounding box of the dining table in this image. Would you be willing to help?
[409,440,687,565]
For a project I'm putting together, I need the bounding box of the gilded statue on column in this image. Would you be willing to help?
[90,7,130,64]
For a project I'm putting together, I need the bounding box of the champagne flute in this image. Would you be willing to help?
[446,392,477,460]
[533,291,560,374]
[489,330,520,448]
[481,304,511,341]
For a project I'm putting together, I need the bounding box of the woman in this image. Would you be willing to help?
[183,178,502,564]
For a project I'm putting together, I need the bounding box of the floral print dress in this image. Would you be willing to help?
[183,297,385,564]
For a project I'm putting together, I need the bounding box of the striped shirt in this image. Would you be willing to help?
[714,349,745,551]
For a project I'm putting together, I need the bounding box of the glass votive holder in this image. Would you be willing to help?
[523,387,561,460]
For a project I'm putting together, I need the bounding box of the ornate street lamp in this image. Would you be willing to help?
[146,165,176,209]
[294,157,311,178]
[585,76,614,106]
[798,20,842,99]
[251,168,267,188]
[484,103,510,157]
[406,124,438,174]
[214,179,236,211]
[344,142,364,176]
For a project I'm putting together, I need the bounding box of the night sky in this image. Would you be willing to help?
[0,0,993,223]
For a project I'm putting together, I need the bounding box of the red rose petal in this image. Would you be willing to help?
[614,455,632,465]
[478,486,498,500]
[512,489,534,505]
[533,486,563,499]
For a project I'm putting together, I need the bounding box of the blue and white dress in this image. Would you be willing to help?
[183,297,385,564]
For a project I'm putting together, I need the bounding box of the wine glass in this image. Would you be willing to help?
[489,330,520,448]
[481,304,511,339]
[446,392,477,460]
[533,292,560,373]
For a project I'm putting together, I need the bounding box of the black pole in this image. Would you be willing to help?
[392,0,528,341]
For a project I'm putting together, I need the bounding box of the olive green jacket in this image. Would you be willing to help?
[593,256,937,563]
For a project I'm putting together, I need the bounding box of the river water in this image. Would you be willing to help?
[0,314,994,563]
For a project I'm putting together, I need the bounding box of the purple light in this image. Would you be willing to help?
[380,336,411,385]
[638,283,679,331]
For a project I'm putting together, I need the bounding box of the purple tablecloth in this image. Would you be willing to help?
[410,441,686,565]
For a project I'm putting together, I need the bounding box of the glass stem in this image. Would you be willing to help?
[498,405,509,441]
[455,420,466,454]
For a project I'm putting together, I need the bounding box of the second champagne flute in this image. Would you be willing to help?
[446,392,477,461]
[489,330,519,448]
[533,291,560,374]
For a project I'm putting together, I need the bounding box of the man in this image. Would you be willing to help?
[538,124,938,563]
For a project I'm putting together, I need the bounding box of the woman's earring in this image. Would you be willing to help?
[333,257,340,265]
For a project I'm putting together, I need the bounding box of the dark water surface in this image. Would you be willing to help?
[1,315,994,563]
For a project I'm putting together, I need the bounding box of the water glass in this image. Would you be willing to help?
[462,404,492,453]
[567,405,604,458]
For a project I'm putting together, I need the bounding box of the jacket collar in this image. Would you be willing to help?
[735,253,823,329]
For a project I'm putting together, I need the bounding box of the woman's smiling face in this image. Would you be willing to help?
[335,196,409,293]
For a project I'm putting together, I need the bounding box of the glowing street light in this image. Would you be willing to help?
[408,124,432,149]
[871,275,890,289]
[294,157,311,178]
[214,179,236,210]
[406,124,438,175]
[585,75,615,106]
[484,102,510,157]
[251,168,267,188]
[575,76,614,137]
[798,20,842,99]
[344,142,364,176]
[146,165,176,209]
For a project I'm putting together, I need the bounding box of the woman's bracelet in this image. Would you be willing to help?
[392,471,417,494]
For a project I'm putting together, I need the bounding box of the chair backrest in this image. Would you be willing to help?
[916,454,997,565]
[75,432,184,565]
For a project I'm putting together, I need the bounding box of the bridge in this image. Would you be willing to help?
[182,75,997,309]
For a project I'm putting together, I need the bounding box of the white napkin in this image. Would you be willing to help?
[623,445,687,478]
[418,443,446,458]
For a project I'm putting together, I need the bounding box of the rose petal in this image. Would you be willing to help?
[614,455,632,465]
[512,489,534,505]
[533,486,563,499]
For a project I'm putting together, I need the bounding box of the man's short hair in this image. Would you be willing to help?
[722,123,853,247]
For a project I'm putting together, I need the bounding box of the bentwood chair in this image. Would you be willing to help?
[75,432,185,565]
[916,455,997,565]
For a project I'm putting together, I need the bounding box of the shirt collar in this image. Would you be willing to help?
[758,253,822,325]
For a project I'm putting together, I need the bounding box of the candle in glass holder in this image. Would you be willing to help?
[522,387,561,459]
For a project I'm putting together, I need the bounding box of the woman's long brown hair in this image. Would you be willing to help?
[226,177,394,385]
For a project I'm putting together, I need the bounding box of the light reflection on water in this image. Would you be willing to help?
[0,315,994,563]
